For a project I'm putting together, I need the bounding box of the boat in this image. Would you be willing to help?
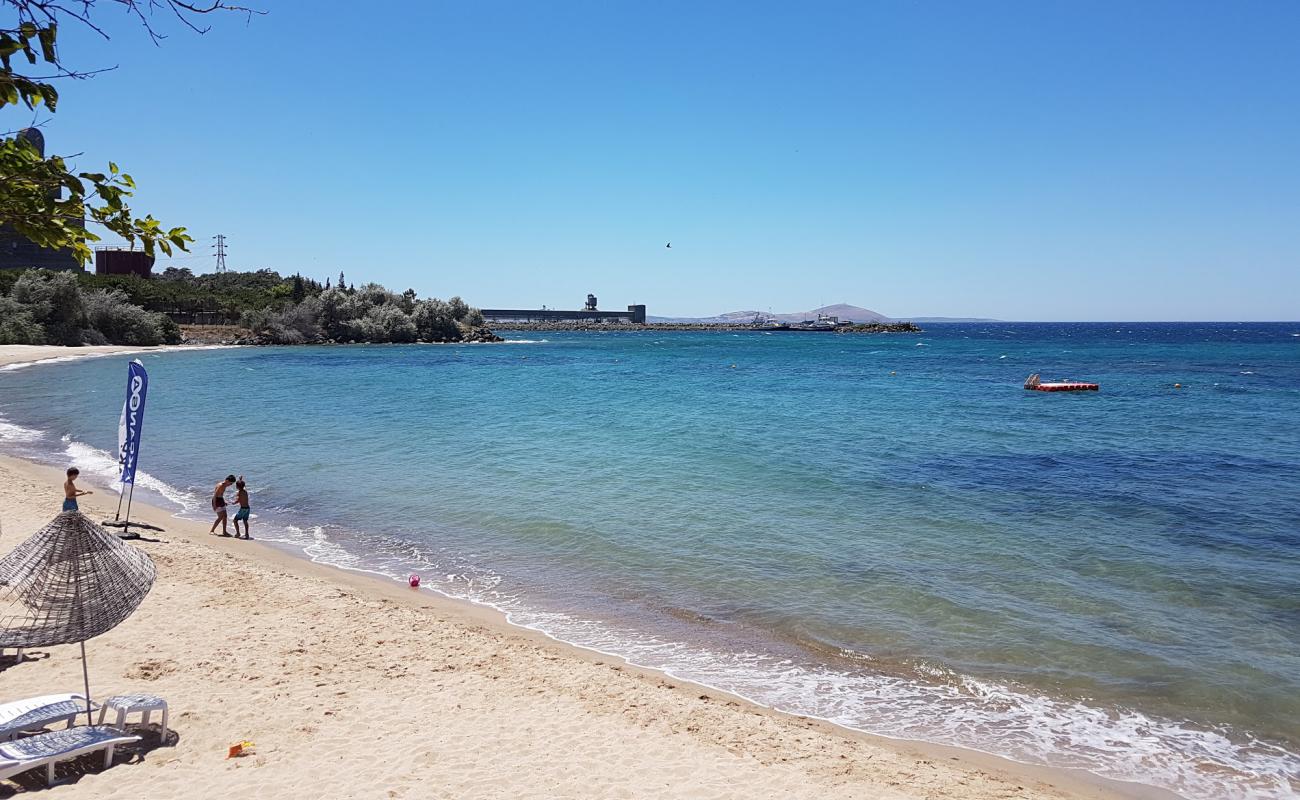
[1024,373,1099,392]
[786,314,844,332]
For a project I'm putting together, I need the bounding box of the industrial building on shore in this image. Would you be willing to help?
[0,130,84,273]
[93,247,155,277]
[480,294,646,324]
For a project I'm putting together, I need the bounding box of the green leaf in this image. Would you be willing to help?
[37,23,57,63]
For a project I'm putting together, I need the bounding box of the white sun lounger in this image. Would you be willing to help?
[0,694,93,741]
[0,725,139,785]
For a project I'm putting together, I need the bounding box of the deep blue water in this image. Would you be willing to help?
[2,322,1298,798]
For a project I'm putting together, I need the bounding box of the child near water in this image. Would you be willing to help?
[62,467,92,512]
[232,477,252,540]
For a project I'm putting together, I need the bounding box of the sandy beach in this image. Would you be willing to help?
[0,345,163,372]
[0,345,1152,799]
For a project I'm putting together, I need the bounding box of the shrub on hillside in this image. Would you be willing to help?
[9,271,84,345]
[412,298,458,340]
[347,304,418,343]
[0,297,44,344]
[315,287,367,340]
[82,289,180,345]
[241,299,324,344]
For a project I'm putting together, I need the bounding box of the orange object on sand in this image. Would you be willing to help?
[227,740,255,758]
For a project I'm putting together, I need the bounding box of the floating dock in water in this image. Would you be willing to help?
[1024,373,1099,392]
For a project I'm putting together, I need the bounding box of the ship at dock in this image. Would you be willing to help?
[751,314,847,332]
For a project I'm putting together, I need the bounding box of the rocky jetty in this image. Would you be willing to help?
[834,322,921,334]
[459,325,504,343]
[495,321,922,334]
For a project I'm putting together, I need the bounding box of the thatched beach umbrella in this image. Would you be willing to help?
[0,511,156,723]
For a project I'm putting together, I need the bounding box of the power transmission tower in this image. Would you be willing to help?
[213,234,228,273]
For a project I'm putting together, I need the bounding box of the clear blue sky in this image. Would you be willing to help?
[27,1,1300,320]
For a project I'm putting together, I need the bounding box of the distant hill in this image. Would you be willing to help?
[651,304,891,324]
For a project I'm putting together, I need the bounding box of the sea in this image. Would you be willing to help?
[1,322,1297,799]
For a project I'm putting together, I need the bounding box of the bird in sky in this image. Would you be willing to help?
[666,242,672,249]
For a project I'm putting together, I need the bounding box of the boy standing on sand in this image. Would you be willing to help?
[210,474,236,536]
[232,477,252,540]
[62,467,92,512]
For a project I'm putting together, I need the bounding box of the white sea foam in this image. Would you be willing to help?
[0,416,44,443]
[270,528,1299,800]
[500,339,549,344]
[61,438,206,513]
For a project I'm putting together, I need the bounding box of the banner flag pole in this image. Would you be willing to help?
[116,359,149,538]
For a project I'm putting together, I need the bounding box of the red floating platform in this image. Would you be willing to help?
[1027,382,1099,392]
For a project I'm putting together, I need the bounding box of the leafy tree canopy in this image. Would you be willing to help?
[1,1,255,263]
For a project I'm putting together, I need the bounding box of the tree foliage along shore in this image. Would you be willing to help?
[236,277,491,345]
[0,268,181,345]
[0,267,493,346]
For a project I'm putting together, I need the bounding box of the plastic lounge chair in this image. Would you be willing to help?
[0,694,92,741]
[0,725,139,785]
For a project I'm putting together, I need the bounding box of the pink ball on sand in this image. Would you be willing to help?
[408,574,421,588]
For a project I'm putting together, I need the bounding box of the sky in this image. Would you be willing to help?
[15,1,1300,320]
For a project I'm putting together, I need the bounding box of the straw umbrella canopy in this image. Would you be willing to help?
[0,511,157,721]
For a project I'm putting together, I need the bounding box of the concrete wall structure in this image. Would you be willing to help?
[480,304,647,324]
[94,248,155,278]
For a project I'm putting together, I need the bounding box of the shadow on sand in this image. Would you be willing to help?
[0,723,179,795]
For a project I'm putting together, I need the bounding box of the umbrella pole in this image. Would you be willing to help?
[80,641,94,725]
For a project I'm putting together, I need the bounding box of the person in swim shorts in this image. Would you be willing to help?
[210,474,236,536]
[232,477,252,539]
[62,467,92,512]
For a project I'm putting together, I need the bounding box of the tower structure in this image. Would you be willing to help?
[213,234,228,273]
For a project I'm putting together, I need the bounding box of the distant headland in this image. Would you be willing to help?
[650,304,892,324]
[483,300,922,333]
[649,304,996,326]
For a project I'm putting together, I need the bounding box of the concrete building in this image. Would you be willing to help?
[0,129,84,272]
[481,296,647,324]
[94,247,154,278]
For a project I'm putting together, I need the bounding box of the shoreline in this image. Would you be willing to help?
[0,344,1167,798]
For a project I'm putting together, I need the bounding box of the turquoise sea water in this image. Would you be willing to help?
[1,323,1298,798]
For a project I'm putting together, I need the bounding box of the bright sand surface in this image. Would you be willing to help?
[0,345,164,370]
[0,345,1159,799]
